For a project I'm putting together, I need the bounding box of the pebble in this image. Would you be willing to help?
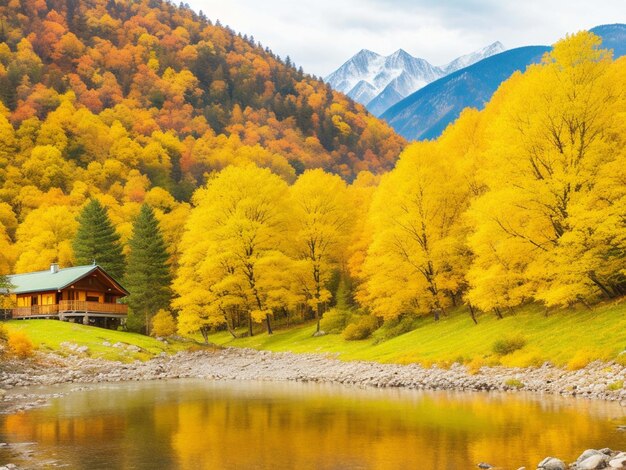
[538,457,566,470]
[577,454,607,469]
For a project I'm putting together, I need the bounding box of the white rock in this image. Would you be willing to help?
[578,450,604,462]
[609,454,626,468]
[538,457,567,470]
[578,454,607,470]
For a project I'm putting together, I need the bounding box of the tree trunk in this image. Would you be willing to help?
[468,303,478,325]
[224,309,238,338]
[433,308,440,321]
[588,274,614,299]
[265,313,273,335]
[315,302,321,333]
[247,311,253,337]
[200,326,209,344]
[494,307,503,319]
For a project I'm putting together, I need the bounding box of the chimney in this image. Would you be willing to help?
[50,263,59,274]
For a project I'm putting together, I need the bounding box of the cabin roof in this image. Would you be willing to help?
[5,265,129,296]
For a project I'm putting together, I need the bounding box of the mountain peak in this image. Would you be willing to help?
[355,48,381,59]
[483,41,506,54]
[439,42,507,75]
[327,41,508,116]
[390,48,411,57]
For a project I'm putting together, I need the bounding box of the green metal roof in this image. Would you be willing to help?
[6,265,127,295]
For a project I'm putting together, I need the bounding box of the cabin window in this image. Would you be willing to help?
[105,294,115,303]
[31,295,38,306]
[86,296,99,302]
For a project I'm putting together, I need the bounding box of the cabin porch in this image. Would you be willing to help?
[11,300,128,328]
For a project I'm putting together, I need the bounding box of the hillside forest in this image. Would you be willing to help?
[0,1,625,339]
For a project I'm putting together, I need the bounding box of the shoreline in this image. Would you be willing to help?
[1,347,625,408]
[0,348,625,470]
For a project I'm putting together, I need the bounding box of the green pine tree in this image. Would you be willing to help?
[1,274,14,318]
[73,199,125,279]
[124,204,172,333]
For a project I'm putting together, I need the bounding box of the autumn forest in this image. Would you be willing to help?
[1,0,625,340]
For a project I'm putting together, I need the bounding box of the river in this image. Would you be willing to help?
[0,379,625,469]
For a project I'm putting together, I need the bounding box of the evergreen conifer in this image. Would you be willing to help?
[124,204,171,333]
[73,199,125,279]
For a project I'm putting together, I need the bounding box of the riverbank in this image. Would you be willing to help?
[1,349,625,470]
[1,347,625,412]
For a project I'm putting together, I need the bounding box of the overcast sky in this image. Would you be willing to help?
[186,0,626,77]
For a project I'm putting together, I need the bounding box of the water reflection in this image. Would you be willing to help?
[0,380,625,469]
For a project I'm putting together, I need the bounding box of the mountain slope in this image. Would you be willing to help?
[326,43,505,116]
[381,46,550,140]
[590,24,626,58]
[382,24,626,141]
[439,41,506,74]
[0,0,404,186]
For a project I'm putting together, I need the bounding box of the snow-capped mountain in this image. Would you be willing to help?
[325,42,505,116]
[439,41,505,74]
[381,24,626,142]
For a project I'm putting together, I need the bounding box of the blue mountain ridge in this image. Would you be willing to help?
[382,24,626,141]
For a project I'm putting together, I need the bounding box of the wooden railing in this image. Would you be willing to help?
[12,304,59,316]
[58,300,128,314]
[12,301,127,317]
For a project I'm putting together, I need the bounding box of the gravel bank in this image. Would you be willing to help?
[0,347,625,407]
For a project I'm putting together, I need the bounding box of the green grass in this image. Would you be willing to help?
[6,301,626,367]
[206,302,626,368]
[4,320,195,362]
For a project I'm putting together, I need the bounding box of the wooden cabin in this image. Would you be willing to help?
[4,264,129,328]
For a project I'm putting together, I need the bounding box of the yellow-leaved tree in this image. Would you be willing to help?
[467,31,626,309]
[361,141,471,321]
[289,169,351,334]
[14,205,78,272]
[174,164,294,339]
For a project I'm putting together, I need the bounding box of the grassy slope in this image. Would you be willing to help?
[4,320,193,361]
[206,302,626,369]
[4,302,626,368]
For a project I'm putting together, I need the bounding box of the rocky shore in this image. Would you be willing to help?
[0,347,625,407]
[0,347,625,469]
[534,448,626,470]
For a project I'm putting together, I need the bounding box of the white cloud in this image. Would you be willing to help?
[186,0,626,76]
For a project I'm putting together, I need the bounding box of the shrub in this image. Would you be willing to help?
[504,378,525,389]
[320,308,351,334]
[376,315,419,342]
[499,348,546,368]
[467,356,485,375]
[492,335,526,356]
[7,332,34,358]
[342,315,379,341]
[151,309,177,337]
[607,380,624,391]
[567,349,595,370]
[0,324,8,341]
